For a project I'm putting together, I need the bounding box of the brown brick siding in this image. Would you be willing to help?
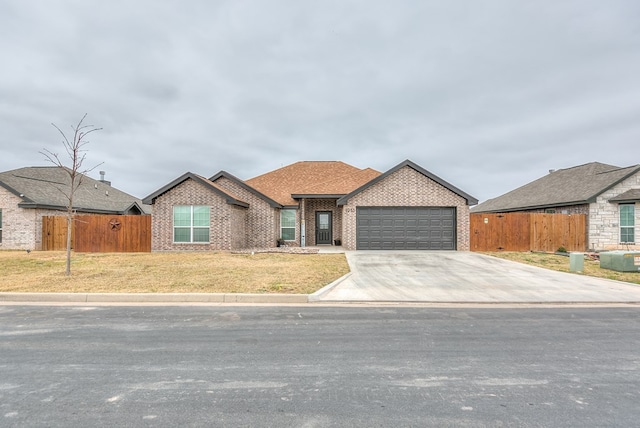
[151,178,247,251]
[341,166,471,250]
[213,177,279,248]
[301,199,342,246]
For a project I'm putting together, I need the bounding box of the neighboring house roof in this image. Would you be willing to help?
[0,166,150,214]
[209,171,282,208]
[472,162,640,213]
[142,172,249,207]
[337,159,479,206]
[245,161,381,206]
[609,188,640,203]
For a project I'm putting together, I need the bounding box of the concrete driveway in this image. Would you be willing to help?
[311,251,640,303]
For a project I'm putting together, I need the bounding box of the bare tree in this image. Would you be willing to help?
[41,114,102,276]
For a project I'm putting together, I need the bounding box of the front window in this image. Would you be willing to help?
[173,206,210,243]
[620,204,635,243]
[280,209,296,241]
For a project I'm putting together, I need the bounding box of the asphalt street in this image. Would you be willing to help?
[1,305,639,427]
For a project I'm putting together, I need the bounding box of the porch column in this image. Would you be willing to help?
[300,198,306,247]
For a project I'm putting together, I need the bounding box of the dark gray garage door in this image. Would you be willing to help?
[356,207,456,250]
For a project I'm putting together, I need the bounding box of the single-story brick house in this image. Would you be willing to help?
[0,167,149,250]
[471,162,640,251]
[142,159,478,251]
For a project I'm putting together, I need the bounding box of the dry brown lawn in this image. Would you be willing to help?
[0,251,350,294]
[485,251,640,285]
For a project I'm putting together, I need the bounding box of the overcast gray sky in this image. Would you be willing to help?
[1,0,639,202]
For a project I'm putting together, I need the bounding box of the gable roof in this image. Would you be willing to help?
[337,159,479,206]
[0,166,151,214]
[472,162,640,213]
[609,188,640,203]
[142,172,249,207]
[209,170,282,208]
[245,161,381,206]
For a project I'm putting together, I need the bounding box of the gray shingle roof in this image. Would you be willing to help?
[472,162,640,213]
[0,166,151,214]
[609,188,640,203]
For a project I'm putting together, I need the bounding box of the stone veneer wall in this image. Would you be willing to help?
[151,178,247,251]
[213,176,278,248]
[589,172,640,251]
[341,166,471,251]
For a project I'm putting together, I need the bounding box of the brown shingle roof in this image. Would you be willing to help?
[245,161,380,205]
[472,162,640,213]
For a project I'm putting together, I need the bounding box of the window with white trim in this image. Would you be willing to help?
[173,206,210,243]
[620,204,635,243]
[280,209,296,241]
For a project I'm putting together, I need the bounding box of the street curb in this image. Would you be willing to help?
[0,292,309,304]
[308,273,352,302]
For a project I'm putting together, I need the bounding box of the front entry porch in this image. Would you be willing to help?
[299,198,342,247]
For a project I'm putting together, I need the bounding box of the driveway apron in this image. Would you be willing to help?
[313,251,640,303]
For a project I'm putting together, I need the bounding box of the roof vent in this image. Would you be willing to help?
[549,169,556,174]
[99,170,111,186]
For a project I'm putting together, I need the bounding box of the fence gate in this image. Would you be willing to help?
[470,213,530,252]
[41,216,74,251]
[470,213,586,252]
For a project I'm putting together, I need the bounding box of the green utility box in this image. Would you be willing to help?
[599,251,640,272]
[569,252,584,272]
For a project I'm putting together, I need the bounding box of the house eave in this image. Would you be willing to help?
[16,202,127,214]
[609,198,640,204]
[291,194,345,199]
[227,199,250,208]
[472,200,590,214]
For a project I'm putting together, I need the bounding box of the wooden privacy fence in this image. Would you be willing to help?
[42,215,151,252]
[470,213,587,252]
[42,216,75,251]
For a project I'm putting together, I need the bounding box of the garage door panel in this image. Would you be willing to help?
[357,207,455,250]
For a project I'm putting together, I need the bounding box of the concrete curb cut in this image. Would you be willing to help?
[0,292,309,304]
[308,273,352,302]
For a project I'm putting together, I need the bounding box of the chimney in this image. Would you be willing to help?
[99,170,111,186]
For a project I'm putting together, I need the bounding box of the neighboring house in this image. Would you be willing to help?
[142,159,478,251]
[471,162,640,251]
[0,167,150,250]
